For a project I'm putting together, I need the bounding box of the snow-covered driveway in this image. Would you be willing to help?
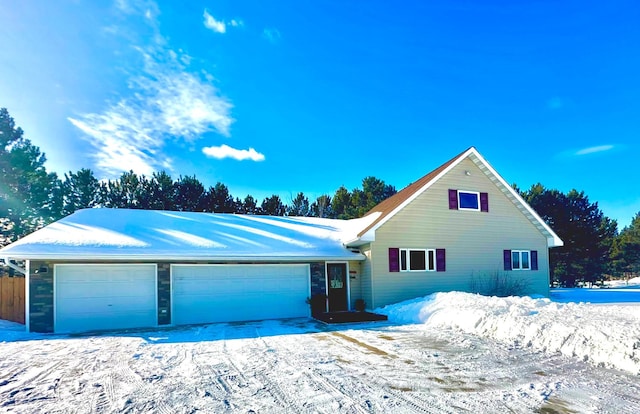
[1,317,639,413]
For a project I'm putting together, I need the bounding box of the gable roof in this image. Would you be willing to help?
[0,208,381,261]
[348,147,563,248]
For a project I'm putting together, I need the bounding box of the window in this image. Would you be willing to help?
[459,191,480,210]
[504,249,537,271]
[449,189,489,212]
[389,248,445,272]
[400,249,435,271]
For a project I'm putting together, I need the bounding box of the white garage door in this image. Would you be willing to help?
[172,264,310,325]
[55,264,157,333]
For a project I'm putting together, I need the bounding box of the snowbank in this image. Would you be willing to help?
[377,292,640,375]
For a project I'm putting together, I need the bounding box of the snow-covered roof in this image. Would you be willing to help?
[0,208,381,261]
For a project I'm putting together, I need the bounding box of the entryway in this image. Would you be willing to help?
[327,263,348,312]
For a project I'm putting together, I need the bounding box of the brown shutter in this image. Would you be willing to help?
[531,250,538,270]
[389,248,400,272]
[448,189,458,210]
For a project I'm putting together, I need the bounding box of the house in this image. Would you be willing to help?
[0,147,562,333]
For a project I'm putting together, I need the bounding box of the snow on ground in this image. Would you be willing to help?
[377,289,640,376]
[1,318,640,413]
[2,288,640,413]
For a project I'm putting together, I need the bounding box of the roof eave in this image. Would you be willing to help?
[1,253,367,262]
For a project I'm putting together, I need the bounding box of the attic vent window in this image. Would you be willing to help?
[459,191,480,210]
[449,189,489,212]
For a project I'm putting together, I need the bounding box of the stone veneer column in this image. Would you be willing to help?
[157,263,171,325]
[309,262,326,297]
[29,260,54,333]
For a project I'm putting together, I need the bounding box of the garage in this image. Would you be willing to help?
[54,264,157,333]
[172,264,310,325]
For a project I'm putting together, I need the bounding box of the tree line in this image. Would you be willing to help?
[2,107,640,286]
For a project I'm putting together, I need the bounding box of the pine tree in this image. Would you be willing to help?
[0,108,61,245]
[62,168,99,215]
[261,195,286,216]
[288,192,310,216]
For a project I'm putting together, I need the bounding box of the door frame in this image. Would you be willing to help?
[325,261,350,312]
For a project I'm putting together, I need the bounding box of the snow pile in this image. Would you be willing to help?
[377,292,640,375]
[607,276,640,288]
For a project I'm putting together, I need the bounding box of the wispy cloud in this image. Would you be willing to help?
[203,9,226,33]
[68,2,236,177]
[575,145,614,156]
[263,28,281,44]
[202,144,265,162]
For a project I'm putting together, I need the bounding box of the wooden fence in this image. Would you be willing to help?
[0,276,25,324]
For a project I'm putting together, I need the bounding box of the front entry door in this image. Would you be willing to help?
[327,263,348,312]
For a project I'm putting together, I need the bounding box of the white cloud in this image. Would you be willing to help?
[68,3,234,177]
[203,10,226,33]
[202,145,265,162]
[575,145,614,156]
[263,28,281,44]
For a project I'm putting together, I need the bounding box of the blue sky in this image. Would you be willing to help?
[1,1,639,227]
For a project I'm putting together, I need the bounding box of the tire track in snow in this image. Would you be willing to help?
[255,328,375,414]
[320,331,461,414]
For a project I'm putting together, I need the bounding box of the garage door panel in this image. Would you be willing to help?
[55,264,157,333]
[173,264,310,325]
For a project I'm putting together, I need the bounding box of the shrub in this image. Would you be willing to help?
[354,299,366,312]
[469,270,530,297]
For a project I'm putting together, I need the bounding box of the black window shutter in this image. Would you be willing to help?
[389,248,400,272]
[436,249,446,272]
[480,192,489,212]
[448,189,458,210]
[531,250,538,270]
[503,250,512,271]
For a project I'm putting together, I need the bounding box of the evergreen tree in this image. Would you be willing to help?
[240,195,259,215]
[0,108,61,245]
[146,171,176,210]
[288,192,310,216]
[612,213,640,276]
[173,175,205,211]
[331,186,351,219]
[202,182,236,213]
[261,194,286,216]
[62,168,99,215]
[522,184,616,286]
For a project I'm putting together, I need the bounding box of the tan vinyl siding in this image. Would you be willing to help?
[348,261,362,309]
[370,157,550,308]
[358,245,374,309]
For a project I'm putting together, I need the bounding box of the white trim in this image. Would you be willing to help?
[325,261,350,311]
[359,147,563,248]
[457,190,481,211]
[53,263,158,333]
[25,260,30,332]
[399,248,436,272]
[511,250,531,271]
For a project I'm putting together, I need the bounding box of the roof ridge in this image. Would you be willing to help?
[357,147,474,237]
